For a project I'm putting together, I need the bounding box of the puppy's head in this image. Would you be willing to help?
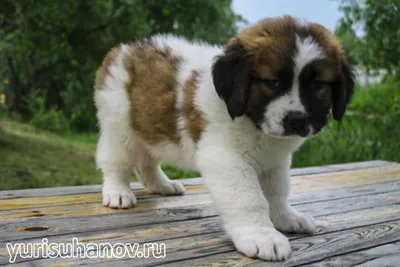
[212,16,356,138]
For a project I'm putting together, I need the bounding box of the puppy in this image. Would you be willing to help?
[94,16,355,261]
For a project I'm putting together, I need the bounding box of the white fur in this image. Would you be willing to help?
[95,34,317,260]
[294,36,325,73]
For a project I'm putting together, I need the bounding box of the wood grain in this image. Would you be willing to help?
[1,160,400,266]
[0,161,395,200]
[7,218,400,266]
[155,227,400,267]
[2,194,400,264]
[1,164,399,217]
[306,241,400,267]
[1,181,400,242]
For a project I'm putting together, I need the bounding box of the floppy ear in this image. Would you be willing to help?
[332,60,356,121]
[212,43,253,120]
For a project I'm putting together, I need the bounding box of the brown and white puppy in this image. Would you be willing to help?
[94,16,355,261]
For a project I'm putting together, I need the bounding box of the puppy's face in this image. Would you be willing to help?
[212,16,356,138]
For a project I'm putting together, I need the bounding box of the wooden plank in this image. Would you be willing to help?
[286,221,400,266]
[0,176,400,228]
[0,232,234,266]
[291,180,400,205]
[306,241,400,267]
[129,219,400,267]
[1,161,399,265]
[153,235,400,267]
[1,177,399,216]
[159,244,400,267]
[295,190,400,216]
[0,185,208,211]
[345,254,400,267]
[318,160,397,172]
[0,216,224,265]
[8,217,400,266]
[0,178,205,200]
[290,164,400,193]
[0,205,218,243]
[4,193,393,262]
[3,188,398,249]
[1,182,400,242]
[2,182,400,226]
[0,194,214,222]
[1,164,399,215]
[2,191,400,263]
[290,160,395,176]
[1,161,396,200]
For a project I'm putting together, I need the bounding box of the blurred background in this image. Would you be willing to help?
[1,0,399,190]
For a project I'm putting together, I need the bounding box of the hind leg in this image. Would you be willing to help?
[134,147,185,196]
[96,126,137,209]
[94,49,139,209]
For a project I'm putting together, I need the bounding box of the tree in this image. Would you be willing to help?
[335,0,400,74]
[0,0,244,131]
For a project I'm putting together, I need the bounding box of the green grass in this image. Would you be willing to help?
[0,119,100,190]
[0,119,198,190]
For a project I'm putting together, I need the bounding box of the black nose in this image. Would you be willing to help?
[283,111,310,137]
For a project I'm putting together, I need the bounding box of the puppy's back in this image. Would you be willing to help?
[95,39,182,145]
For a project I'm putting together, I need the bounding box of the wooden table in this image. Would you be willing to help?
[1,160,400,266]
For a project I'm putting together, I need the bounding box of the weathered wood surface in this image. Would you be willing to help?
[0,160,399,266]
[1,160,394,200]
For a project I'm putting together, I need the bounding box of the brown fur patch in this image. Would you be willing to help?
[230,16,344,80]
[123,41,181,145]
[95,46,121,91]
[182,70,205,143]
[236,16,297,79]
[246,83,268,114]
[308,24,343,60]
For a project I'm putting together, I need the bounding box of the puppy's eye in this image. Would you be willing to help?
[263,79,280,90]
[311,80,329,91]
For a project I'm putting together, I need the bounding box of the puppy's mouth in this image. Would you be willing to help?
[261,125,312,139]
[270,130,312,139]
[283,125,312,137]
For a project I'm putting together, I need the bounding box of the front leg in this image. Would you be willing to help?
[260,158,316,234]
[197,147,291,261]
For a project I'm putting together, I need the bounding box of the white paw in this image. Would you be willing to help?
[271,208,316,234]
[102,183,137,209]
[147,180,185,196]
[231,227,291,261]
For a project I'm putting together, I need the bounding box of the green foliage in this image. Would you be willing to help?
[325,0,400,166]
[30,107,70,134]
[0,0,243,132]
[335,0,400,73]
[28,90,70,133]
[350,75,400,115]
